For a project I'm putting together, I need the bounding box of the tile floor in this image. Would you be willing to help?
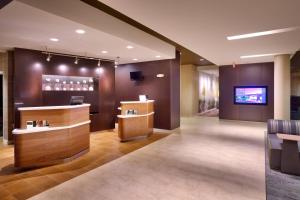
[30,117,267,200]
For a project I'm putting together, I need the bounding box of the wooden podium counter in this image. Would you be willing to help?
[13,104,90,168]
[118,100,154,142]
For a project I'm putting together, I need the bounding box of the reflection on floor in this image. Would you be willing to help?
[30,117,266,200]
[0,131,169,200]
[198,108,219,117]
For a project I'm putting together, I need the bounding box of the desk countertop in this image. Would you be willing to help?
[13,120,91,134]
[120,100,154,104]
[18,104,90,111]
[117,112,154,118]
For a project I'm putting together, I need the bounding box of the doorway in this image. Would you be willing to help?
[0,74,2,137]
[197,67,219,117]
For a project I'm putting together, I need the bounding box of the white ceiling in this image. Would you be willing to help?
[0,0,175,64]
[100,0,300,65]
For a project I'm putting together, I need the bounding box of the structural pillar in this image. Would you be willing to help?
[274,54,291,120]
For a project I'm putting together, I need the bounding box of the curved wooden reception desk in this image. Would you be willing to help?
[13,104,90,168]
[118,100,154,142]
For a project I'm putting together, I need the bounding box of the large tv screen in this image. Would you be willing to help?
[234,86,267,105]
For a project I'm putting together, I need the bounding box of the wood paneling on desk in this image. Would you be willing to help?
[19,105,89,129]
[118,101,154,141]
[13,104,90,168]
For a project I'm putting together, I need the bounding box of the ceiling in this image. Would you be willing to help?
[99,0,300,65]
[0,0,175,64]
[81,0,214,66]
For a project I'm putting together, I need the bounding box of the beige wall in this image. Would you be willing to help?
[0,52,9,144]
[180,65,199,117]
[274,54,291,120]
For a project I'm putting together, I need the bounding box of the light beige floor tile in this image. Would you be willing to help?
[30,117,266,200]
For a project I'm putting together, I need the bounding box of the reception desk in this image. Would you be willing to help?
[118,100,154,142]
[13,104,90,168]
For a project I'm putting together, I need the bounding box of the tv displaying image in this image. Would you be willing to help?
[234,86,267,105]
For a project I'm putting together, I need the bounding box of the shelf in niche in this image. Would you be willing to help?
[42,74,97,92]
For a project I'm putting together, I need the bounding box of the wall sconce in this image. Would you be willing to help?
[156,74,165,78]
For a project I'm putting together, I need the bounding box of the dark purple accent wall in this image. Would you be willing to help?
[219,62,274,122]
[13,48,115,132]
[0,0,13,9]
[115,51,180,130]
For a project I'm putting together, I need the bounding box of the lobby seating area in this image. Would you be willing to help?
[268,119,300,175]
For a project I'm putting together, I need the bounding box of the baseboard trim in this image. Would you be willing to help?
[3,138,13,145]
[153,128,174,134]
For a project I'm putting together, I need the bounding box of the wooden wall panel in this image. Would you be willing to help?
[12,48,115,132]
[219,62,274,122]
[115,51,180,130]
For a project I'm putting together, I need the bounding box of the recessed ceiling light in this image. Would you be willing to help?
[200,58,205,61]
[240,53,279,59]
[50,38,59,42]
[227,27,299,40]
[155,55,161,58]
[101,50,108,54]
[126,45,134,49]
[133,58,138,61]
[75,29,86,34]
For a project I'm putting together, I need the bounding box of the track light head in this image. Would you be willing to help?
[46,53,51,62]
[97,59,101,67]
[74,57,79,64]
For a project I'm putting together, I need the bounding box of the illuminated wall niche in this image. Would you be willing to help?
[42,75,96,92]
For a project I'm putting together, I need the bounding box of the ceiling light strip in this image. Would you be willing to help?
[240,53,280,59]
[41,51,114,62]
[227,27,299,40]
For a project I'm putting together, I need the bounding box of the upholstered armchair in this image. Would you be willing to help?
[267,119,300,175]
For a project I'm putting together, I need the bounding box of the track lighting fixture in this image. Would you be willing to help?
[46,53,51,62]
[42,52,113,66]
[115,56,120,68]
[74,57,79,64]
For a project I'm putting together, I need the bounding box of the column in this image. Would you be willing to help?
[274,54,291,120]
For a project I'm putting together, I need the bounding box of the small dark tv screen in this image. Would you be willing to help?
[130,71,143,81]
[70,96,84,105]
[234,86,267,105]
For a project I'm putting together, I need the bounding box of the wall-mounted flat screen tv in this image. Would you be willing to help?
[234,86,268,105]
[130,71,144,81]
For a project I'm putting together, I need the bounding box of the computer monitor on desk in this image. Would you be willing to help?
[139,95,148,102]
[70,96,84,105]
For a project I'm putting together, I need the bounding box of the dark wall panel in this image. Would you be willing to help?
[13,48,115,131]
[219,62,274,122]
[115,51,180,130]
[170,51,180,129]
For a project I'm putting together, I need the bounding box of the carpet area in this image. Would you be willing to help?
[265,133,300,200]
